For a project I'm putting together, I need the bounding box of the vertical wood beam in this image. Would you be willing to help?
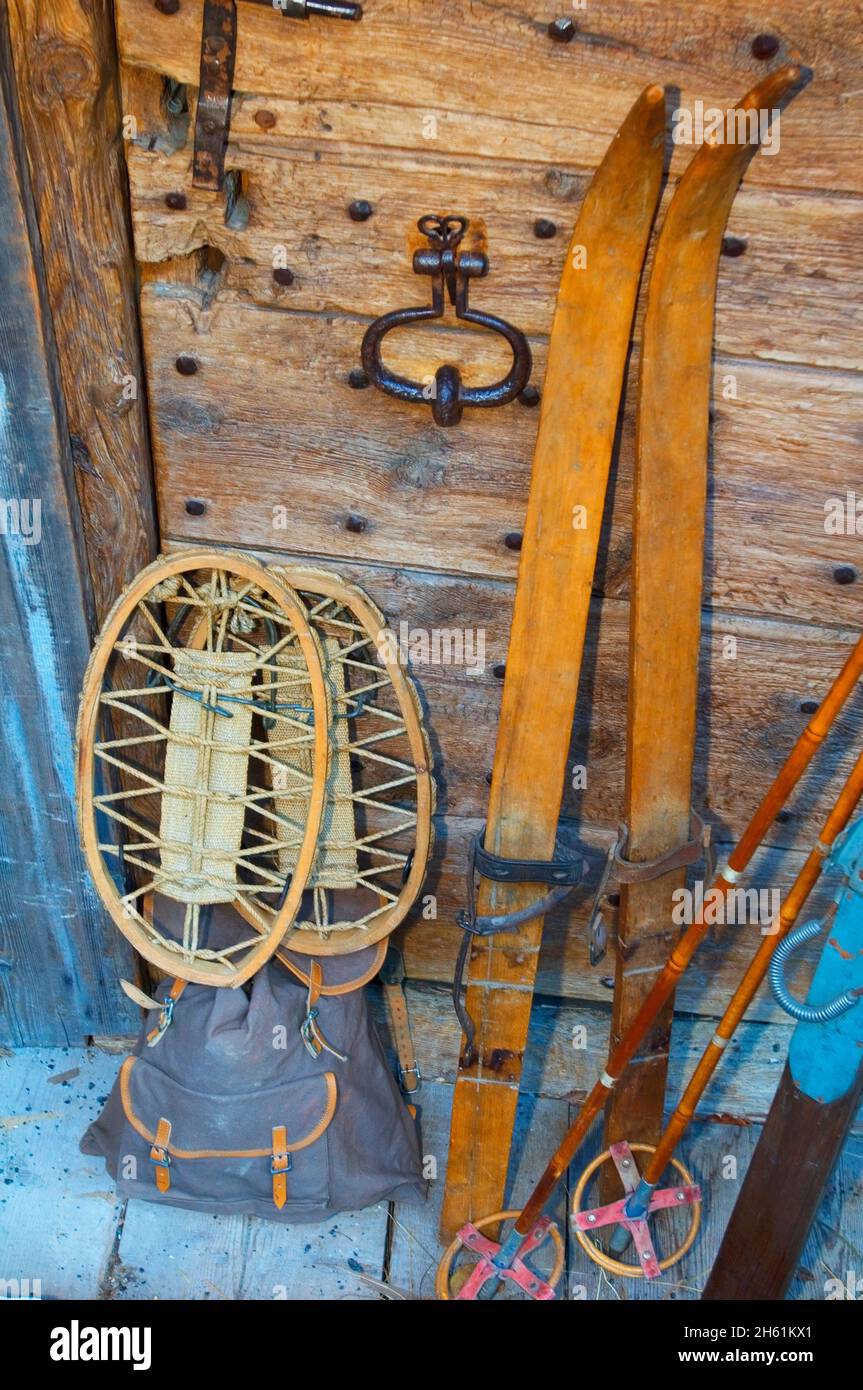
[0,8,137,1045]
[7,0,157,619]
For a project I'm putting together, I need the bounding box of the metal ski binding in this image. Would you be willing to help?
[571,1141,701,1279]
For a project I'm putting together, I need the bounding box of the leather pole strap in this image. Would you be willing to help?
[380,945,421,1094]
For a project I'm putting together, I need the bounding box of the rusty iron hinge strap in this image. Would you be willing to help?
[192,0,363,193]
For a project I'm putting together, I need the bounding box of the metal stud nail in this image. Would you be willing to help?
[547,17,576,42]
[492,663,506,679]
[185,498,206,516]
[348,199,374,222]
[587,1213,597,1223]
[534,218,557,239]
[345,514,367,533]
[834,565,857,585]
[800,700,819,715]
[155,0,180,13]
[272,267,295,286]
[348,368,369,389]
[175,355,198,375]
[254,110,277,131]
[721,235,748,258]
[165,191,187,210]
[519,385,541,407]
[504,532,522,551]
[751,33,780,61]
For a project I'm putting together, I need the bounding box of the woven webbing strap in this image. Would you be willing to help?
[159,650,258,906]
[268,637,358,893]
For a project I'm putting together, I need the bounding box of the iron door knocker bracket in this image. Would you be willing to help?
[360,214,533,427]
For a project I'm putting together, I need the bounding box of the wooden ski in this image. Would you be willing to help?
[439,86,666,1240]
[601,64,804,1159]
[704,817,863,1301]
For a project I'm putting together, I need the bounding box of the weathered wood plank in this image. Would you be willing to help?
[115,0,862,195]
[147,297,863,628]
[0,1049,124,1298]
[124,138,863,373]
[374,980,863,1130]
[114,1197,390,1300]
[167,541,863,856]
[7,0,157,622]
[386,1082,572,1299]
[0,16,136,1045]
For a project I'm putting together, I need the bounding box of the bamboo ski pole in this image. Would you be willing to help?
[438,633,863,1290]
[604,738,863,1257]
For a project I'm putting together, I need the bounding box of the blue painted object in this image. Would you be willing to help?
[781,817,863,1105]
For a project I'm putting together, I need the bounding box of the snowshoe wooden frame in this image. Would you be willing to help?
[77,551,329,987]
[234,562,434,957]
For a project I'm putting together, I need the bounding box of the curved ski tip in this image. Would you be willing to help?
[644,84,665,106]
[739,63,807,112]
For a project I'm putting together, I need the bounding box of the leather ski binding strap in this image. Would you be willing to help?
[453,825,587,1064]
[586,810,713,966]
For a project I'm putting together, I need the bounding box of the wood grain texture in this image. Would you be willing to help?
[604,69,803,1161]
[123,136,863,373]
[0,17,136,1046]
[115,0,862,195]
[440,87,666,1238]
[7,0,156,622]
[0,1050,125,1297]
[144,297,863,629]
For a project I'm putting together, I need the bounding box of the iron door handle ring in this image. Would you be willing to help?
[360,214,532,427]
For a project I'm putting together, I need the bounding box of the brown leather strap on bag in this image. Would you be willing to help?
[150,1117,172,1193]
[146,978,187,1047]
[380,945,421,1094]
[271,1125,291,1209]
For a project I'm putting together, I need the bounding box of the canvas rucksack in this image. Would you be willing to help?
[82,950,426,1222]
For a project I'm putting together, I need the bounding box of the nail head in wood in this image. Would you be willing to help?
[165,191,187,210]
[834,565,857,585]
[504,532,523,551]
[175,355,198,375]
[184,499,206,516]
[155,0,180,13]
[348,199,374,222]
[273,268,295,286]
[534,218,557,239]
[547,17,576,42]
[721,235,748,258]
[518,385,541,407]
[751,33,780,60]
[345,514,368,533]
[348,368,369,389]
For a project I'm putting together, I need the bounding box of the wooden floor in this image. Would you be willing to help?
[2,1039,862,1301]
